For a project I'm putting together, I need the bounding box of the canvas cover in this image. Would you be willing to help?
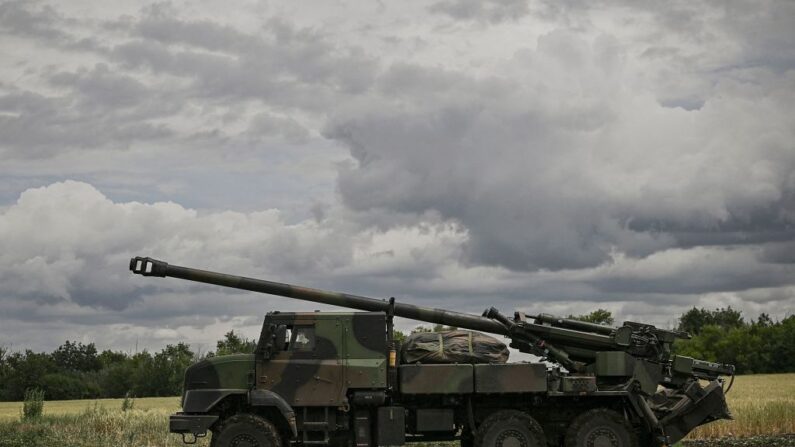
[401,330,509,364]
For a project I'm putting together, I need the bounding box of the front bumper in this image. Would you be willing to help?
[169,412,219,436]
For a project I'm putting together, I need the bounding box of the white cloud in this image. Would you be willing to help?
[1,1,794,351]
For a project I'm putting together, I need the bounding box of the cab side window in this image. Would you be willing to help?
[288,325,315,351]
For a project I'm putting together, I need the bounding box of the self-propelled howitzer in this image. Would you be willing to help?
[130,256,734,447]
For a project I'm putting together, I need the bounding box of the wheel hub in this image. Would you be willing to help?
[231,433,259,447]
[586,427,619,447]
[496,429,527,447]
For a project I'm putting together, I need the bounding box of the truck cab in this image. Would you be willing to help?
[173,311,392,447]
[255,311,387,407]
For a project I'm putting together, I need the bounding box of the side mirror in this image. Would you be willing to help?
[259,324,277,359]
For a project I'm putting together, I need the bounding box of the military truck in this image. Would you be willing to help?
[129,257,734,447]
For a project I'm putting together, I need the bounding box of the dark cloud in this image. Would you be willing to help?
[1,0,794,353]
[107,11,378,108]
[325,23,795,270]
[0,84,173,158]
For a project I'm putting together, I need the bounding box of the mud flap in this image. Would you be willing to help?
[659,381,732,444]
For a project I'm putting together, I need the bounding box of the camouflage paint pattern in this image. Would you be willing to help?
[183,354,254,390]
[473,363,547,393]
[256,312,386,406]
[399,364,473,394]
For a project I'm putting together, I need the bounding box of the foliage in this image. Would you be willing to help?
[674,315,795,374]
[211,331,257,357]
[150,343,195,396]
[569,309,615,325]
[392,330,407,344]
[411,324,458,333]
[563,307,794,375]
[1,351,57,401]
[121,392,134,412]
[0,344,196,401]
[52,341,102,373]
[21,388,44,420]
[40,372,99,400]
[678,307,745,335]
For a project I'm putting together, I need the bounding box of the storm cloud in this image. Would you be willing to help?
[0,0,793,352]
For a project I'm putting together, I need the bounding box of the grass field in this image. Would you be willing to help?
[688,373,795,438]
[0,374,792,446]
[0,396,181,421]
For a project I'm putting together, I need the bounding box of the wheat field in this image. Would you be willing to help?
[0,374,791,446]
[687,373,795,438]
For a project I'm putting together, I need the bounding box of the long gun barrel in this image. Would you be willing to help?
[128,257,716,371]
[131,257,506,333]
[130,257,620,363]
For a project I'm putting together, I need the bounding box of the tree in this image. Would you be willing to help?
[392,330,407,344]
[98,349,127,368]
[213,331,256,356]
[52,341,101,372]
[2,351,57,401]
[678,307,744,335]
[149,343,195,396]
[570,309,614,325]
[756,313,773,327]
[128,351,155,396]
[40,372,98,400]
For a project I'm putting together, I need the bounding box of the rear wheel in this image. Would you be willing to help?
[564,408,638,447]
[475,410,546,447]
[211,413,282,447]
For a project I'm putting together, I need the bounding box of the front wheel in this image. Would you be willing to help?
[564,408,639,447]
[211,413,282,447]
[475,410,546,447]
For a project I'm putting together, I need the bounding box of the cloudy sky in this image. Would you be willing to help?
[1,0,794,354]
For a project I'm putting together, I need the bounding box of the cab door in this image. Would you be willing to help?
[256,315,345,406]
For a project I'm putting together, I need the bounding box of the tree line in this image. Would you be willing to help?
[568,306,795,374]
[1,308,792,401]
[0,331,255,401]
[673,307,795,374]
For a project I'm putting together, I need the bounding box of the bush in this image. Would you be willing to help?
[121,391,135,412]
[40,372,98,400]
[21,388,44,420]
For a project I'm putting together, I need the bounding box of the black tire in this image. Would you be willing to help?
[211,413,282,447]
[564,409,639,447]
[475,410,546,447]
[461,429,475,447]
